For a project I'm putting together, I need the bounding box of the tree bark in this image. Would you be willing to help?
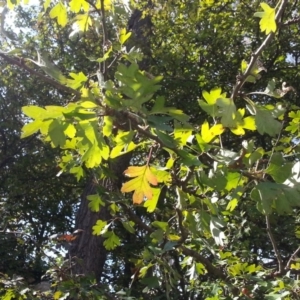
[69,178,109,281]
[69,155,131,281]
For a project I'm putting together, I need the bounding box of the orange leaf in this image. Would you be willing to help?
[122,165,158,204]
[58,234,77,242]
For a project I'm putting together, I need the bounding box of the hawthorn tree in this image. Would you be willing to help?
[1,0,300,299]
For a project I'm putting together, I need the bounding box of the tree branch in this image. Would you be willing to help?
[283,17,300,26]
[231,0,288,100]
[179,246,227,280]
[0,53,81,99]
[265,215,284,274]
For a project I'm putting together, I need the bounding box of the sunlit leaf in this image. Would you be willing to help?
[69,0,89,13]
[49,2,68,27]
[122,165,158,204]
[119,28,131,45]
[254,3,276,34]
[92,220,108,235]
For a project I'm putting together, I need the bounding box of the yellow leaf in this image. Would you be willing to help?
[201,121,224,143]
[122,165,158,204]
[145,167,158,185]
[64,124,76,138]
[43,0,51,10]
[144,188,161,212]
[96,0,112,10]
[69,0,89,13]
[119,28,131,45]
[210,124,225,136]
[230,127,245,135]
[124,166,147,177]
[54,291,62,300]
[75,14,92,32]
[254,3,276,34]
[242,116,256,130]
[7,0,21,9]
[50,2,68,27]
[202,87,226,105]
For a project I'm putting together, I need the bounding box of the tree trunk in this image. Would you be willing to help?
[69,155,131,281]
[69,178,109,281]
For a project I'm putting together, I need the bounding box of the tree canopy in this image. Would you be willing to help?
[1,0,300,299]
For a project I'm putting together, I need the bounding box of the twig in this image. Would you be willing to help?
[266,215,284,274]
[175,208,188,244]
[100,0,108,75]
[120,203,154,233]
[285,246,300,270]
[0,53,81,99]
[283,17,300,26]
[231,0,288,100]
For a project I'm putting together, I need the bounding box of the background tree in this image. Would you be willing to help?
[1,0,300,299]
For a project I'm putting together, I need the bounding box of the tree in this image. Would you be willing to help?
[1,0,300,299]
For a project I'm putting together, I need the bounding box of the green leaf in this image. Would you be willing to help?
[67,72,88,89]
[48,120,66,147]
[225,172,241,191]
[251,182,300,214]
[2,289,15,300]
[140,276,160,288]
[92,220,108,235]
[81,144,102,168]
[152,221,169,231]
[103,231,121,250]
[122,221,135,234]
[87,194,105,212]
[255,106,282,136]
[266,153,292,183]
[216,97,237,127]
[150,229,164,243]
[22,106,47,119]
[110,130,135,158]
[70,166,84,181]
[21,120,43,138]
[226,187,243,211]
[163,241,178,252]
[103,116,113,137]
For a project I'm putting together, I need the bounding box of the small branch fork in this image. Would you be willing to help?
[231,0,288,100]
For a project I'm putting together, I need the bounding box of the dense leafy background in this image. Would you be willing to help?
[1,0,300,299]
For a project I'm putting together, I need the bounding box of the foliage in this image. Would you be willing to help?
[1,0,300,299]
